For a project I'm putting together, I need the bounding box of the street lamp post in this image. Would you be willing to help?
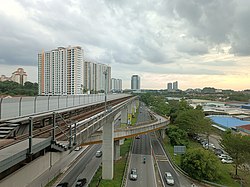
[104,68,108,113]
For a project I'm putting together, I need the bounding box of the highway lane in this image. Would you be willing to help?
[151,134,180,187]
[126,134,157,187]
[151,133,194,187]
[58,144,101,186]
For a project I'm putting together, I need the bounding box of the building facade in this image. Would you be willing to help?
[131,75,140,90]
[167,82,172,90]
[83,61,111,93]
[111,78,122,92]
[38,46,83,95]
[0,68,27,85]
[173,81,178,90]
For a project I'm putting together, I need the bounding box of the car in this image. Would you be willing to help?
[221,158,233,164]
[56,182,68,187]
[75,146,81,151]
[96,150,102,158]
[129,168,138,180]
[75,178,87,187]
[135,135,140,139]
[214,148,224,155]
[203,143,215,149]
[164,172,174,185]
[218,154,229,160]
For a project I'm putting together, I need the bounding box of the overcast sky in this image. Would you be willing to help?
[0,0,250,90]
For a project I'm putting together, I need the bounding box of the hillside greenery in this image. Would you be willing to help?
[0,81,38,96]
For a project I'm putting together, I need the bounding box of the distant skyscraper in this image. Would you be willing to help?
[173,81,178,90]
[131,75,140,90]
[38,46,83,95]
[111,78,122,92]
[167,82,172,90]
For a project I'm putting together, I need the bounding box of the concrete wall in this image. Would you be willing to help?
[0,151,66,187]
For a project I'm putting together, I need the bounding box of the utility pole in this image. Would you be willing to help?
[104,68,108,113]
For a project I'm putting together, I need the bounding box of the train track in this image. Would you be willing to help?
[0,96,131,150]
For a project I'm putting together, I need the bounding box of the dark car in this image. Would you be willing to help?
[96,150,102,158]
[75,178,87,187]
[56,182,68,187]
[214,148,223,155]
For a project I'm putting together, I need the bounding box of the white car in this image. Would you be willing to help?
[203,143,215,149]
[129,168,138,180]
[221,158,233,164]
[164,172,174,185]
[218,154,228,159]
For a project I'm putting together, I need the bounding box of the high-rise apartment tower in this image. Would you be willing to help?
[38,46,83,95]
[131,75,140,90]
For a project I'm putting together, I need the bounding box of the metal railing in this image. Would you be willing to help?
[0,94,129,121]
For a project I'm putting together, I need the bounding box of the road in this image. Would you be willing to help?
[126,103,156,187]
[58,144,101,187]
[126,134,156,187]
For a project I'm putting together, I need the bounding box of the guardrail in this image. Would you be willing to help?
[157,132,227,187]
[0,94,130,121]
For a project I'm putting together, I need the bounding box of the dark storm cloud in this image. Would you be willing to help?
[0,0,250,76]
[171,0,250,55]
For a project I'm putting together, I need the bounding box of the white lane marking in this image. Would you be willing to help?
[154,150,166,187]
[155,134,180,177]
[125,139,134,187]
[150,135,158,187]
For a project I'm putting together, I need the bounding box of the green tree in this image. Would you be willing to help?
[168,99,192,123]
[140,93,170,116]
[220,131,250,176]
[167,126,188,146]
[174,109,211,136]
[181,148,221,181]
[0,81,38,96]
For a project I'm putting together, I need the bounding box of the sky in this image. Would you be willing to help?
[0,0,250,91]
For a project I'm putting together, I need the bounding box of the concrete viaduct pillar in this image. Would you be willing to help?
[127,103,132,125]
[160,128,166,139]
[114,140,121,160]
[121,107,128,126]
[102,119,114,179]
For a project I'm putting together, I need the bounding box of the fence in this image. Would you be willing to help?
[0,94,129,121]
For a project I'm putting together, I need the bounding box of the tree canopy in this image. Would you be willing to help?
[181,148,221,181]
[0,81,38,96]
[220,131,250,175]
[174,108,211,135]
[140,93,170,116]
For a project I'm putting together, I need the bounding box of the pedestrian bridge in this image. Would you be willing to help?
[80,117,168,145]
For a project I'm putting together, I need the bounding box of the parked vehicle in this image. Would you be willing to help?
[221,158,233,164]
[75,178,87,187]
[56,182,68,187]
[129,168,138,180]
[218,154,229,160]
[96,150,102,158]
[164,172,174,185]
[203,143,215,149]
[214,148,223,155]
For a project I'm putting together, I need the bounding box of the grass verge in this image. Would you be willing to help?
[45,173,62,187]
[162,135,245,187]
[89,138,132,187]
